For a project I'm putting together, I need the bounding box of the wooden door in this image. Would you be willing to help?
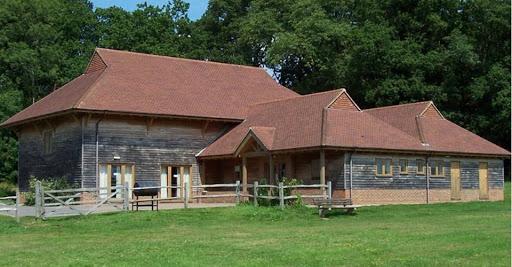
[479,162,489,199]
[450,161,461,200]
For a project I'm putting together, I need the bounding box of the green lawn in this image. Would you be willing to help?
[0,184,510,266]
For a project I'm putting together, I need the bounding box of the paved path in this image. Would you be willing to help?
[0,202,235,218]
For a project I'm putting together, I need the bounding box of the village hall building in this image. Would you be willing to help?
[1,48,509,205]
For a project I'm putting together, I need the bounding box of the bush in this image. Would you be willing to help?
[0,182,15,198]
[255,177,304,207]
[24,176,73,205]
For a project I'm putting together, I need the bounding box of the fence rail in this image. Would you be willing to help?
[0,187,20,223]
[30,179,332,219]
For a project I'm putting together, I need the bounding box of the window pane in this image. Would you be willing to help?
[417,160,425,174]
[400,159,408,173]
[430,164,436,175]
[376,159,383,175]
[160,166,168,198]
[384,160,391,174]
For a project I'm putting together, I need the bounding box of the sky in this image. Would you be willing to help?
[90,0,209,20]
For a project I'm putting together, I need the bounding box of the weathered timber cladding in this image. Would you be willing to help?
[342,153,504,190]
[18,118,82,190]
[82,115,233,188]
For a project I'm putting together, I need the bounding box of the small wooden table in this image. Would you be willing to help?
[313,198,358,217]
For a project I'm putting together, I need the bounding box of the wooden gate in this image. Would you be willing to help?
[35,181,129,219]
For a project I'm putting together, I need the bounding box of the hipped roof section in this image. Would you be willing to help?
[1,48,299,127]
[199,89,510,158]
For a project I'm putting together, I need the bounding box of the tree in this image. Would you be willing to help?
[0,0,97,183]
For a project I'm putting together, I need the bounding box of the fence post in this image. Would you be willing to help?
[184,181,189,209]
[253,181,258,207]
[235,180,240,205]
[279,182,284,210]
[35,181,41,219]
[15,186,20,223]
[123,182,129,211]
[327,181,332,200]
[39,182,46,220]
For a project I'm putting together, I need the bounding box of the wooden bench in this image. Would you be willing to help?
[313,198,358,217]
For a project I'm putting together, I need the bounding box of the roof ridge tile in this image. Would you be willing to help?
[96,47,264,71]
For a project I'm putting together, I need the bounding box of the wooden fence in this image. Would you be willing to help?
[32,180,333,219]
[0,187,20,222]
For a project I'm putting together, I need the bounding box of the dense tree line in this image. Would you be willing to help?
[0,0,509,183]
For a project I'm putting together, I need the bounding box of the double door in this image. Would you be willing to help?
[99,164,134,199]
[160,166,191,200]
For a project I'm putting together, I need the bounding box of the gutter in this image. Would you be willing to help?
[95,112,106,191]
[426,155,430,204]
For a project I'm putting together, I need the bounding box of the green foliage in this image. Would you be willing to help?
[0,182,15,198]
[24,176,73,206]
[256,177,303,206]
[0,0,509,185]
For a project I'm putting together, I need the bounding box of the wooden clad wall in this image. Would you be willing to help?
[329,93,358,111]
[421,105,443,119]
[81,115,233,188]
[18,117,82,190]
[342,153,504,190]
[84,52,107,74]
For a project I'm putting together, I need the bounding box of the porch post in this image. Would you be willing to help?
[320,150,326,195]
[242,156,248,194]
[269,154,274,184]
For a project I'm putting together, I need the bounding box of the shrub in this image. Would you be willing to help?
[0,182,15,197]
[255,177,304,207]
[24,176,73,205]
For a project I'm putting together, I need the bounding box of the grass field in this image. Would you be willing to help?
[0,184,510,266]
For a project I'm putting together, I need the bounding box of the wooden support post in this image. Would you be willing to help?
[327,181,332,200]
[235,180,241,204]
[15,187,20,223]
[123,181,129,211]
[320,150,326,195]
[242,156,248,195]
[269,154,274,185]
[253,181,258,206]
[279,182,284,210]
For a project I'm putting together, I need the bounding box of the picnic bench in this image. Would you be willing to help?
[132,182,159,211]
[313,198,359,217]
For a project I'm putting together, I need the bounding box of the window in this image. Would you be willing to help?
[416,159,426,175]
[399,159,408,174]
[430,160,445,177]
[42,130,53,154]
[375,158,392,176]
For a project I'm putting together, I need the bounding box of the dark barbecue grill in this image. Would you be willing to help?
[132,181,159,211]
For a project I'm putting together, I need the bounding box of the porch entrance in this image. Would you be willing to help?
[450,161,461,200]
[160,165,191,199]
[99,164,134,199]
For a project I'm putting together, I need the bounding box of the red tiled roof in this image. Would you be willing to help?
[199,89,510,158]
[1,48,298,127]
[199,90,341,156]
[419,117,509,155]
[364,101,432,141]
